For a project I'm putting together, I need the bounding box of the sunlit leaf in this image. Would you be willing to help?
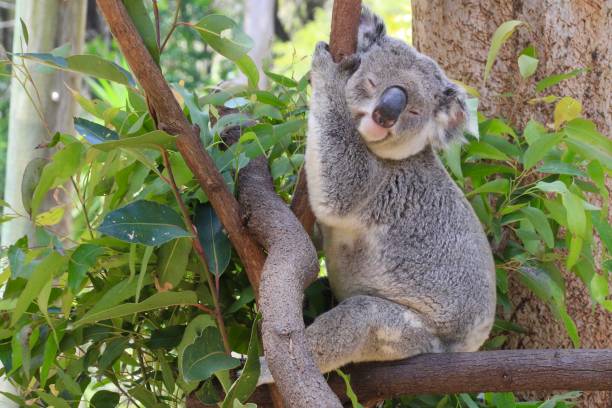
[35,206,65,226]
[18,53,134,86]
[484,20,524,82]
[12,252,66,325]
[518,54,538,78]
[92,130,176,151]
[535,69,584,92]
[74,291,197,328]
[193,14,253,61]
[553,96,582,129]
[523,132,563,170]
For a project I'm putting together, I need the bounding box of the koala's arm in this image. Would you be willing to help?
[306,43,377,218]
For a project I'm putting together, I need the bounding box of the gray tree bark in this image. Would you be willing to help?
[1,2,86,402]
[243,0,275,88]
[412,1,611,407]
[2,0,87,246]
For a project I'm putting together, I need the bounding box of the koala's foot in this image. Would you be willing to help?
[256,295,443,386]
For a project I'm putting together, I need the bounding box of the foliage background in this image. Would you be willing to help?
[0,1,609,407]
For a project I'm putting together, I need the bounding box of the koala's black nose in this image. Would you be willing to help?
[372,87,407,128]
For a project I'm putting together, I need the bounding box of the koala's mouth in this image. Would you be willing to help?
[356,113,392,143]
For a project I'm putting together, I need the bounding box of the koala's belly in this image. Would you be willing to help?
[322,224,387,301]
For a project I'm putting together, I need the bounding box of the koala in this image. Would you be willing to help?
[258,8,495,385]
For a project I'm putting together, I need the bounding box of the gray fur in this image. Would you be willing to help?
[258,8,495,385]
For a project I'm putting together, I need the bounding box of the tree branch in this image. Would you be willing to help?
[248,349,612,407]
[95,0,266,293]
[290,0,362,235]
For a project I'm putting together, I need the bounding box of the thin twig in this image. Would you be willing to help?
[160,0,181,53]
[159,147,231,354]
[70,177,95,239]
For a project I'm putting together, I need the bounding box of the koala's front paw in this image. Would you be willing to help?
[311,41,360,89]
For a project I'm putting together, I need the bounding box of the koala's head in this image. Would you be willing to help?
[345,8,467,160]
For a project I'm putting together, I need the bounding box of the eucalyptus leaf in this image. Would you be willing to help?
[194,203,232,277]
[182,326,239,382]
[98,200,191,246]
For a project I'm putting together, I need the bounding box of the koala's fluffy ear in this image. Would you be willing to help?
[358,7,386,53]
[431,83,468,148]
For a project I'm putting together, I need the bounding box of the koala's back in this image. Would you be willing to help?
[322,147,496,348]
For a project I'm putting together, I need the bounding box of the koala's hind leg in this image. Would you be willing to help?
[258,295,441,385]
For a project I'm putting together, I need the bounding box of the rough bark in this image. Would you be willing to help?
[412,1,612,406]
[95,0,266,293]
[412,0,611,133]
[238,154,341,407]
[290,0,362,235]
[248,349,612,407]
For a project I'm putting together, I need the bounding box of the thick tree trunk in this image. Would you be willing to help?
[412,1,611,407]
[0,1,86,403]
[243,0,275,88]
[2,0,87,246]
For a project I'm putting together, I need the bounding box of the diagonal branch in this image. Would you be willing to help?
[95,0,266,293]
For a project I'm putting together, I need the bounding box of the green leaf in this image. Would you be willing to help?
[92,130,176,151]
[443,141,463,181]
[564,118,612,156]
[236,54,260,88]
[129,384,159,407]
[98,200,191,246]
[195,203,232,277]
[553,96,582,129]
[68,244,105,293]
[31,142,85,215]
[518,54,538,78]
[193,15,254,61]
[21,158,48,215]
[537,391,581,408]
[35,206,65,226]
[335,369,364,408]
[466,141,510,161]
[592,212,612,254]
[265,71,298,88]
[99,337,129,370]
[537,161,586,177]
[178,315,217,377]
[147,325,186,350]
[562,192,586,238]
[522,133,564,170]
[466,179,509,197]
[484,20,524,82]
[492,392,516,408]
[37,392,70,408]
[459,394,479,408]
[12,252,65,325]
[19,53,135,86]
[182,326,239,382]
[74,117,119,144]
[520,207,555,248]
[123,0,160,64]
[91,390,121,408]
[535,69,584,92]
[222,316,261,408]
[158,238,192,289]
[74,291,197,328]
[19,18,28,45]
